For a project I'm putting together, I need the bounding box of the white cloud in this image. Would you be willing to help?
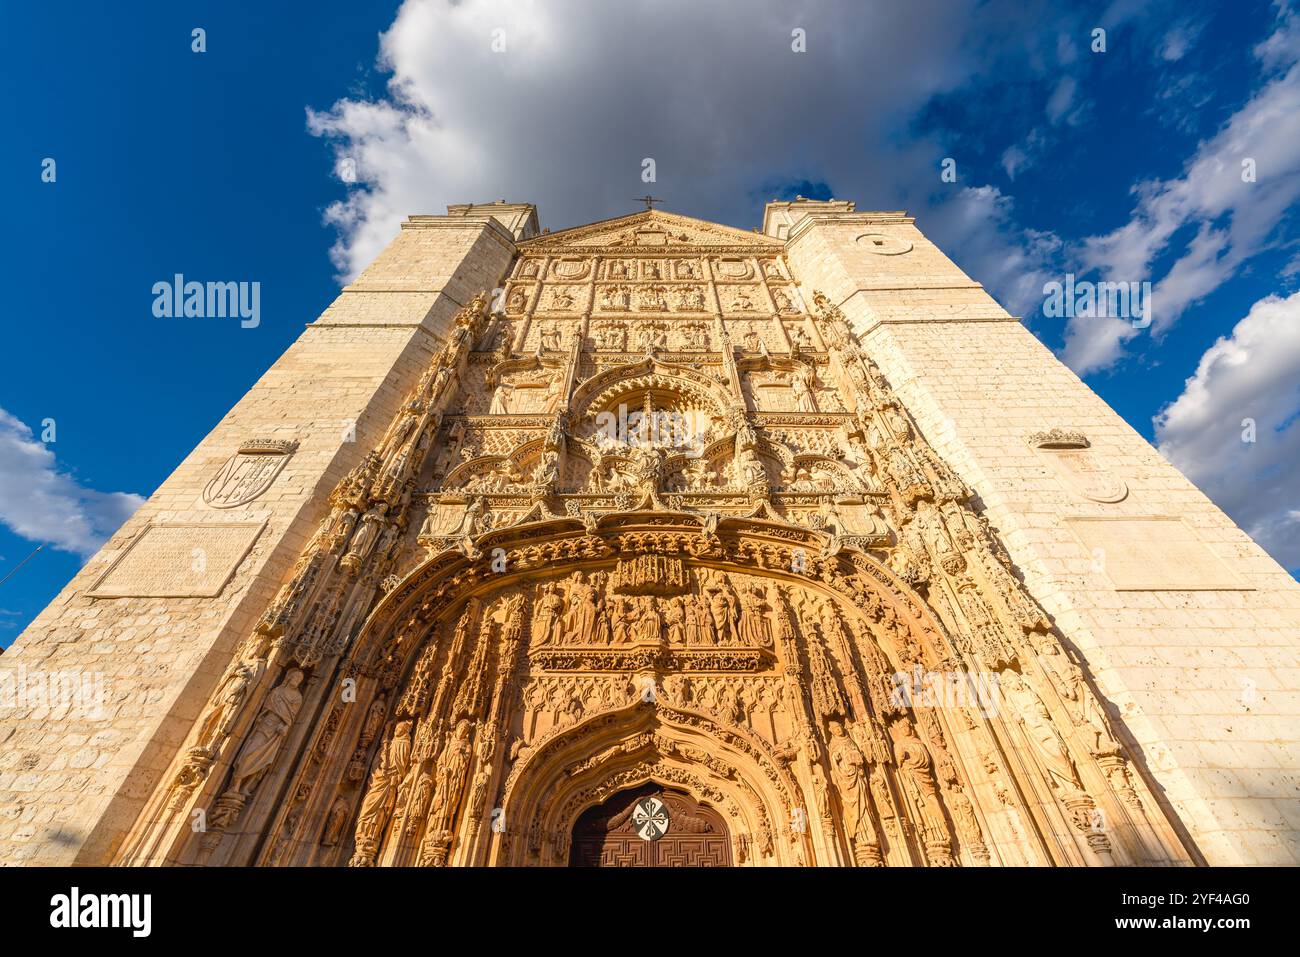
[1062,6,1300,374]
[999,127,1049,181]
[0,409,143,558]
[303,0,1083,354]
[922,185,1062,320]
[1154,290,1300,569]
[1159,23,1197,61]
[1045,75,1079,124]
[305,0,999,280]
[1001,144,1029,180]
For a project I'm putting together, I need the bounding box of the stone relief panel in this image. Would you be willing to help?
[520,318,581,353]
[548,258,592,281]
[771,287,801,315]
[717,283,765,314]
[90,521,266,598]
[713,258,756,281]
[727,317,784,352]
[1028,429,1128,504]
[537,284,590,313]
[503,283,536,315]
[746,369,797,412]
[782,318,818,349]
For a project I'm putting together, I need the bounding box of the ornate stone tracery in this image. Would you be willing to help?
[114,213,1196,868]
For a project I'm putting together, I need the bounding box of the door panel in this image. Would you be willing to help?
[570,783,732,867]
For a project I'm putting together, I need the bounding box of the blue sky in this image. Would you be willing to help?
[3,0,1299,646]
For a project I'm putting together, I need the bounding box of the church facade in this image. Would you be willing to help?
[2,200,1297,866]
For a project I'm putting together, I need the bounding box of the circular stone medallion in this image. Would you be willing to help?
[631,796,670,841]
[855,233,913,255]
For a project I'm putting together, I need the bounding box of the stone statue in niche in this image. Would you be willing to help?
[999,669,1084,793]
[489,382,514,415]
[321,796,350,846]
[735,582,772,647]
[533,582,566,646]
[194,636,268,752]
[791,364,818,413]
[228,669,305,796]
[430,720,473,827]
[539,324,562,351]
[827,720,880,865]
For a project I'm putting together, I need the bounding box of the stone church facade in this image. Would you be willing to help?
[2,200,1297,866]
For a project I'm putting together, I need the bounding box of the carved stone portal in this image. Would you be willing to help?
[114,217,1196,869]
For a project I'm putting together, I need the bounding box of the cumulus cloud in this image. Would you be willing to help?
[0,408,143,558]
[923,185,1063,320]
[1154,291,1300,569]
[304,0,1042,282]
[303,0,1299,410]
[304,0,1090,366]
[1062,5,1300,373]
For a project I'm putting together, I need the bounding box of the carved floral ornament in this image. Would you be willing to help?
[117,268,1193,868]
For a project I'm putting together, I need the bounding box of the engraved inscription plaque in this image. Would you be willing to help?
[90,522,266,598]
[1065,517,1249,591]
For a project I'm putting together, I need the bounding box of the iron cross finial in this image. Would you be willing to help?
[635,195,663,211]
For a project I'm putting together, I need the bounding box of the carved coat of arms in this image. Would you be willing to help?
[203,438,298,508]
[1028,429,1127,503]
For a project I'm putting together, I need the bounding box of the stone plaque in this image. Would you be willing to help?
[90,521,266,598]
[1064,517,1249,591]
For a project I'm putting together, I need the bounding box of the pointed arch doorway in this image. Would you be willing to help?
[569,783,733,867]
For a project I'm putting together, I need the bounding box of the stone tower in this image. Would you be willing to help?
[1,200,1295,867]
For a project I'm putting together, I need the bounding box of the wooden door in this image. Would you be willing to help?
[570,783,732,867]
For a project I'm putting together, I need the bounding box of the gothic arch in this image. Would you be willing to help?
[569,356,734,421]
[491,699,805,866]
[354,509,952,680]
[306,508,1011,870]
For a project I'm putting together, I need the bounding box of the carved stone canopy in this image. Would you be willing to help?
[1027,429,1089,450]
